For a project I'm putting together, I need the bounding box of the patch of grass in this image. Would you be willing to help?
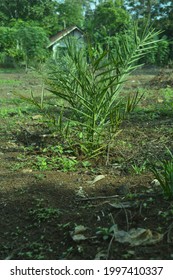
[33,153,78,172]
[0,97,23,104]
[0,79,21,85]
[0,68,22,73]
[28,198,61,224]
[0,107,23,118]
[10,162,26,171]
[29,207,61,223]
[17,242,51,260]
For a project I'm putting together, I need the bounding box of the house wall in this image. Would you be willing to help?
[52,30,84,59]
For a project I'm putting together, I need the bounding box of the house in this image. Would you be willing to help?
[48,26,84,58]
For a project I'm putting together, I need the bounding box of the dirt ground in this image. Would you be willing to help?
[1,68,173,260]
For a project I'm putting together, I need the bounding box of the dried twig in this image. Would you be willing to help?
[75,194,120,201]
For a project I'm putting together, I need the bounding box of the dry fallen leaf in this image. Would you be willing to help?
[87,175,105,185]
[71,234,88,242]
[70,225,88,242]
[112,227,163,246]
[109,201,137,209]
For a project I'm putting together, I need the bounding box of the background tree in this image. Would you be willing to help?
[14,21,49,70]
[124,0,173,62]
[57,0,85,29]
[0,27,18,65]
[0,22,49,69]
[84,0,130,47]
[0,0,59,35]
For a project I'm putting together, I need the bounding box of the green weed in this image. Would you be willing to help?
[34,156,48,171]
[34,154,78,172]
[132,161,147,174]
[10,162,26,171]
[29,207,61,223]
[29,199,61,224]
[18,242,50,260]
[151,148,173,199]
[96,226,116,241]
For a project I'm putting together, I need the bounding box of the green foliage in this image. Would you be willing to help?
[33,145,78,172]
[151,149,173,199]
[0,27,19,64]
[45,24,161,157]
[143,37,170,65]
[94,0,130,35]
[0,22,49,69]
[57,0,84,29]
[0,79,21,85]
[132,161,147,174]
[14,21,49,69]
[0,0,59,35]
[155,39,170,65]
[161,87,173,109]
[29,206,61,223]
[96,226,115,240]
[85,0,130,46]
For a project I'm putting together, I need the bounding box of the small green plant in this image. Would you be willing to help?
[35,156,48,171]
[151,149,173,199]
[0,107,23,118]
[54,156,77,172]
[96,226,115,241]
[29,206,61,223]
[10,226,22,237]
[81,160,91,168]
[158,207,173,221]
[10,162,26,171]
[132,161,147,174]
[18,242,48,260]
[34,173,45,180]
[33,146,78,172]
[159,87,173,111]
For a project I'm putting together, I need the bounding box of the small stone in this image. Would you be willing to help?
[151,179,160,187]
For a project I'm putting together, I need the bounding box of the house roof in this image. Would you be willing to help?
[48,26,83,48]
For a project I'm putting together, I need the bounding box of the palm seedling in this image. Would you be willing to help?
[46,23,161,157]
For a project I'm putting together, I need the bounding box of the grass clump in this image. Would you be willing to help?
[151,149,173,199]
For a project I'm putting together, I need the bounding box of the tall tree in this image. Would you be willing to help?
[0,0,59,35]
[57,0,85,29]
[85,0,130,45]
[0,22,49,69]
[125,0,173,61]
[124,0,172,22]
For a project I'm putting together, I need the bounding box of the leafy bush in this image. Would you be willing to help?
[0,21,49,69]
[143,36,170,66]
